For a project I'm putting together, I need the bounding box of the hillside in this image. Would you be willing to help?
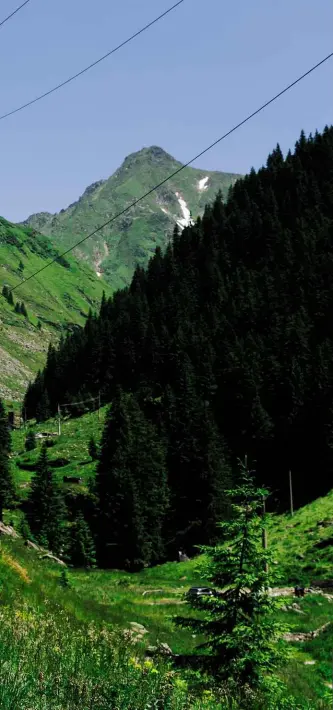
[24,127,333,519]
[3,406,333,708]
[0,217,110,401]
[22,146,241,290]
[10,407,333,589]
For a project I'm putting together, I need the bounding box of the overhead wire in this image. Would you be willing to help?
[0,0,184,121]
[0,0,31,29]
[9,50,333,294]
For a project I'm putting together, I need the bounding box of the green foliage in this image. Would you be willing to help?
[88,435,98,460]
[35,390,51,423]
[27,442,65,552]
[96,389,169,569]
[20,301,28,318]
[176,464,287,691]
[68,512,96,568]
[0,398,15,521]
[59,568,70,588]
[25,430,36,452]
[18,515,32,541]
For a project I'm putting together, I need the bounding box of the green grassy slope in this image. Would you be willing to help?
[3,409,333,705]
[23,146,241,290]
[0,217,111,401]
[269,492,333,586]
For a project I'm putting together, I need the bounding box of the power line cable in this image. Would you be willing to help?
[60,396,99,408]
[9,50,333,294]
[0,0,31,29]
[0,0,184,121]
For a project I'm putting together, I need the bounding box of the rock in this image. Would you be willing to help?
[0,522,19,538]
[25,540,40,551]
[40,553,66,566]
[304,660,316,665]
[129,622,148,635]
[283,622,331,643]
[157,642,173,656]
[180,576,187,581]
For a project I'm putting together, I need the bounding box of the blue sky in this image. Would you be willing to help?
[0,0,332,222]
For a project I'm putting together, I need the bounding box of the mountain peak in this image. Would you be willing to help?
[121,146,180,170]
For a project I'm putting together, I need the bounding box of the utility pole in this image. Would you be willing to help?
[289,470,294,517]
[57,404,61,437]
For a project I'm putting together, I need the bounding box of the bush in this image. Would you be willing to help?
[25,430,36,452]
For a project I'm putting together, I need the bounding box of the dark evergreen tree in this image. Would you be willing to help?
[175,465,285,693]
[27,442,65,552]
[20,302,28,318]
[36,390,51,423]
[14,301,21,314]
[25,430,36,452]
[0,399,15,522]
[68,512,96,567]
[2,285,9,300]
[95,388,169,569]
[88,435,98,460]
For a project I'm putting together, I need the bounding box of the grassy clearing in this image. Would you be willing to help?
[11,407,106,496]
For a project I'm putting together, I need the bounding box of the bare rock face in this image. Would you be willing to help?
[0,522,19,538]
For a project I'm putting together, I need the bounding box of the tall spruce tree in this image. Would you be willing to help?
[36,390,51,423]
[27,442,65,552]
[0,399,15,522]
[175,464,285,692]
[95,388,169,569]
[68,512,96,567]
[25,429,36,452]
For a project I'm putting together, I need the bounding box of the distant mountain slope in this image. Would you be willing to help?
[0,217,110,401]
[23,147,241,290]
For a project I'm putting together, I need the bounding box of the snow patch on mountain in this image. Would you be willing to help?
[175,192,193,229]
[198,176,209,191]
[95,241,109,277]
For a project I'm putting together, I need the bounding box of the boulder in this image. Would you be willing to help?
[146,642,174,657]
[40,553,66,566]
[0,522,19,538]
[129,622,148,635]
[157,642,173,656]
